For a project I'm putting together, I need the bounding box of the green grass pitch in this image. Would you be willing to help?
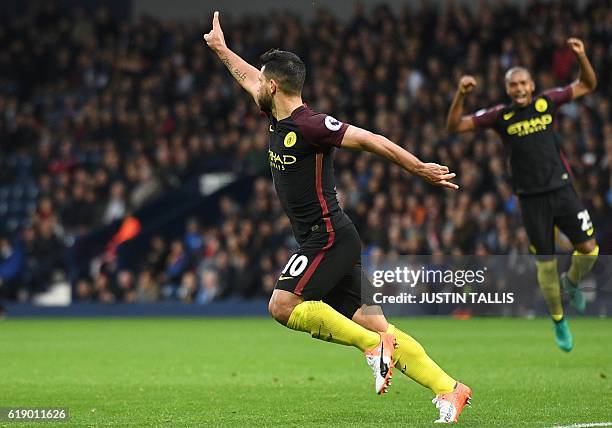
[1,317,611,427]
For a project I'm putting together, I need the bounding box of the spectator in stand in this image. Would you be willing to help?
[0,236,25,300]
[196,269,220,304]
[135,269,160,303]
[75,278,93,303]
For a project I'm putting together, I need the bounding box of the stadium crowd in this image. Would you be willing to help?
[0,0,610,303]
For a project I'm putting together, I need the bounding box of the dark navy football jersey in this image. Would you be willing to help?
[472,86,574,195]
[266,105,352,243]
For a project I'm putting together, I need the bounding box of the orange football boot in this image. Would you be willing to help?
[432,382,472,423]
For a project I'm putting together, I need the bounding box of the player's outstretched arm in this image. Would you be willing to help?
[446,75,477,133]
[341,125,459,190]
[203,11,260,104]
[567,38,597,100]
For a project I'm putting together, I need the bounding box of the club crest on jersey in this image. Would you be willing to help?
[535,98,548,113]
[284,131,297,147]
[324,115,342,131]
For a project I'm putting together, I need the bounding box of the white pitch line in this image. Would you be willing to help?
[548,423,612,428]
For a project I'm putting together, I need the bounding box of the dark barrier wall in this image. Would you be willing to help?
[68,175,257,281]
[3,300,270,317]
[116,175,255,271]
[5,298,611,318]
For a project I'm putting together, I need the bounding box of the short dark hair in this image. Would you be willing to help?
[260,49,306,95]
[504,66,531,83]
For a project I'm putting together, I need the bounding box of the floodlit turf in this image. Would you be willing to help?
[1,317,611,427]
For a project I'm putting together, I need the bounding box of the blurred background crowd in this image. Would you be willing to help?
[0,0,610,304]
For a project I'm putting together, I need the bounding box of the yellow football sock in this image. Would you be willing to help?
[535,258,563,321]
[387,324,455,395]
[568,245,599,284]
[286,301,380,352]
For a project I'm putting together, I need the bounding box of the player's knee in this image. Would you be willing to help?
[268,294,298,325]
[267,298,282,322]
[575,239,597,254]
[269,302,293,326]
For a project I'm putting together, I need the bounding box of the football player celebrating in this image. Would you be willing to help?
[447,38,598,352]
[205,11,471,423]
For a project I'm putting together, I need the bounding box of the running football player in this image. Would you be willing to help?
[205,11,471,423]
[447,38,598,352]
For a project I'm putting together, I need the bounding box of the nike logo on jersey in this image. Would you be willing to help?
[269,125,274,132]
[278,275,293,281]
[503,111,515,120]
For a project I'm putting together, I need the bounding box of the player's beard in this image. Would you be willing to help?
[257,88,273,113]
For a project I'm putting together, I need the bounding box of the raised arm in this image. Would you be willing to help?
[567,38,597,100]
[341,125,459,190]
[446,75,477,133]
[203,11,260,103]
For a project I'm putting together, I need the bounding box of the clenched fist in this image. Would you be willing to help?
[567,37,585,56]
[458,75,476,95]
